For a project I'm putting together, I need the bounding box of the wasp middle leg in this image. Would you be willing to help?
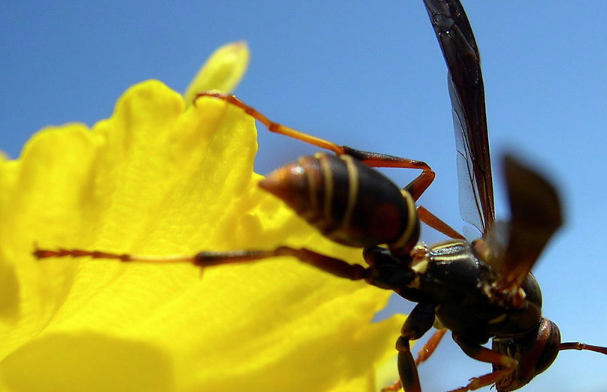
[417,206,465,240]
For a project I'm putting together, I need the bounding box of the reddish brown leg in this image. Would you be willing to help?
[381,380,403,392]
[415,328,448,365]
[195,92,341,154]
[401,170,435,201]
[194,92,435,199]
[34,246,369,281]
[417,206,465,240]
[448,334,518,392]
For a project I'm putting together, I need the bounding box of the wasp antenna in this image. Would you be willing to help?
[560,342,607,355]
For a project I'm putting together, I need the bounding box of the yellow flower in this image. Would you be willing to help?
[0,42,404,392]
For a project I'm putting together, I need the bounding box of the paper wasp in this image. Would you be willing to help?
[34,0,607,391]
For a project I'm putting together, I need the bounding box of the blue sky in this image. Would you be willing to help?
[2,1,607,391]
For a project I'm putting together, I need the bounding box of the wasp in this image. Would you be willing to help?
[34,0,607,391]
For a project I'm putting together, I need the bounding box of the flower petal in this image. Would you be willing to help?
[183,41,250,105]
[1,79,403,391]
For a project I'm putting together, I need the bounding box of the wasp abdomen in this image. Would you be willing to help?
[259,152,419,250]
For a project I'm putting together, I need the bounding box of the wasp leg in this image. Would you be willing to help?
[382,302,436,392]
[194,247,371,280]
[341,148,435,201]
[194,92,341,153]
[381,379,403,392]
[35,245,417,288]
[33,246,371,281]
[415,328,448,365]
[417,206,465,240]
[447,334,517,392]
[194,92,435,200]
[382,328,448,392]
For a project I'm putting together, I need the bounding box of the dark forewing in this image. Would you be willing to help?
[423,0,494,233]
[423,0,563,293]
[496,155,563,291]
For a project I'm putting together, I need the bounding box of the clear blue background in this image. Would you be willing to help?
[2,1,607,391]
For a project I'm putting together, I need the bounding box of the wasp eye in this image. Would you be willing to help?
[532,318,562,375]
[493,318,561,391]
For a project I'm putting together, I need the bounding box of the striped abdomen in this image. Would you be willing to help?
[259,152,419,253]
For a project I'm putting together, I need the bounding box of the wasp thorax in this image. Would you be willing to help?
[259,153,419,252]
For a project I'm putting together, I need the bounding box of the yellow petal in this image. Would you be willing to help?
[1,63,402,391]
[183,41,250,106]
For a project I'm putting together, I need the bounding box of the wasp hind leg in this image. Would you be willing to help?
[194,92,435,199]
[33,246,372,281]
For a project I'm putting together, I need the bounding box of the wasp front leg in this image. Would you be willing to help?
[448,334,517,392]
[381,302,436,392]
[382,328,448,392]
[415,328,449,366]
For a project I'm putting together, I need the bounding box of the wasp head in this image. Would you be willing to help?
[492,317,561,391]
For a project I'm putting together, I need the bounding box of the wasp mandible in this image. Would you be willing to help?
[34,0,607,391]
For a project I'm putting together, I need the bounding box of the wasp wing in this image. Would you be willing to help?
[423,0,495,234]
[491,155,563,292]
